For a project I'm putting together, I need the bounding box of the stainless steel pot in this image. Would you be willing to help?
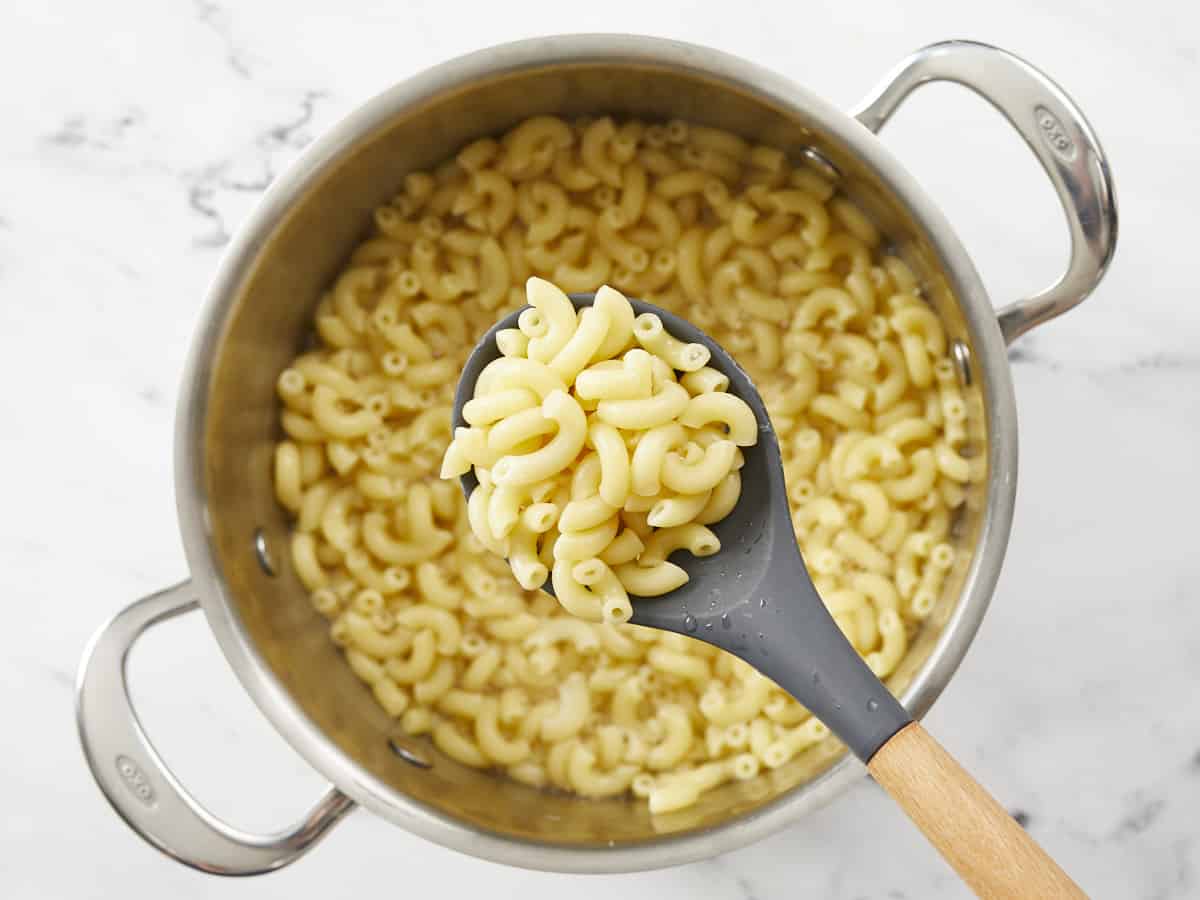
[76,35,1116,875]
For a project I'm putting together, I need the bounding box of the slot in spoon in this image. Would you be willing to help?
[453,292,1084,900]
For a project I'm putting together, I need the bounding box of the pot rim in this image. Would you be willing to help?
[174,33,1016,872]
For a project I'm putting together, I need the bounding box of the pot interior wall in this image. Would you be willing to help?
[202,59,988,845]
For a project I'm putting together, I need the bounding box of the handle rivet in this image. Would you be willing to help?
[799,147,841,180]
[388,739,432,769]
[951,340,973,386]
[253,528,277,577]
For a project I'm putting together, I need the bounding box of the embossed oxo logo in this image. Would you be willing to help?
[116,755,156,807]
[1034,106,1077,162]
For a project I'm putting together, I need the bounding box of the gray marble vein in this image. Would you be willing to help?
[182,91,325,246]
[192,0,254,78]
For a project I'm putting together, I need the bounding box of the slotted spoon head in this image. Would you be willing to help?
[452,292,911,762]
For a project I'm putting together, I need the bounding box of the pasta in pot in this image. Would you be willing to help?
[272,115,979,814]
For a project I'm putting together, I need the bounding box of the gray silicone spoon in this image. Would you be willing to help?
[453,293,1084,899]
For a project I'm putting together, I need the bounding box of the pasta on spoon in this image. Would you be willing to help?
[442,278,758,624]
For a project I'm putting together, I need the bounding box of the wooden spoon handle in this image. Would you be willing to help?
[868,723,1086,899]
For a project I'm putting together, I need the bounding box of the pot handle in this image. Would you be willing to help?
[75,581,355,875]
[851,40,1118,344]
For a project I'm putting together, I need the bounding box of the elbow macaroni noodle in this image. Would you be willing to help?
[443,278,754,623]
[273,115,979,815]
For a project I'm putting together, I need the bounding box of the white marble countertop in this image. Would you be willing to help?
[3,1,1197,897]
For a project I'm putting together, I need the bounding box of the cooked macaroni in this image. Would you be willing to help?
[443,279,755,623]
[273,115,979,815]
